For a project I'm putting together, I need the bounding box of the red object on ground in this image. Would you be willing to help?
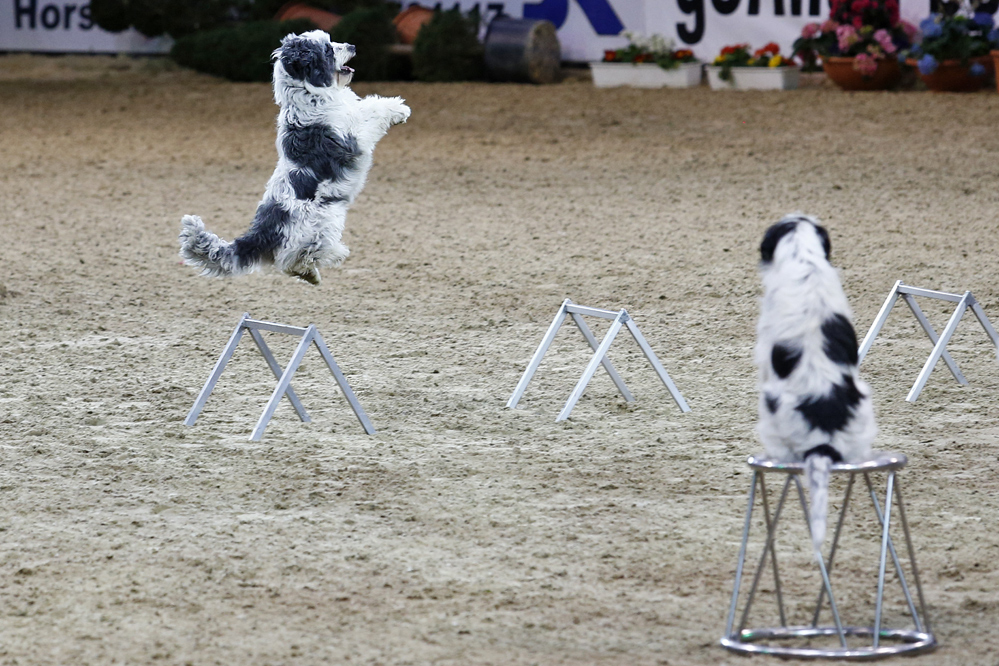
[393,5,434,45]
[275,2,341,32]
[823,56,901,90]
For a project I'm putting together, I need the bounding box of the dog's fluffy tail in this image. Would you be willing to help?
[179,215,255,278]
[805,454,833,558]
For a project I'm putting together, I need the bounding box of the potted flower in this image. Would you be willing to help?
[904,1,999,92]
[793,0,916,90]
[591,32,702,88]
[706,43,799,90]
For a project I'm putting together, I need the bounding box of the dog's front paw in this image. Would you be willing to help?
[388,98,411,125]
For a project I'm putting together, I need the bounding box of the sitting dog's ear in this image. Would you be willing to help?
[279,36,334,88]
[813,223,831,260]
[760,220,797,264]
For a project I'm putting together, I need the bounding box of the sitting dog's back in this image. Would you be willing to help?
[755,214,875,552]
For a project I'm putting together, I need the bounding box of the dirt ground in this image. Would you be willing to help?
[1,53,998,666]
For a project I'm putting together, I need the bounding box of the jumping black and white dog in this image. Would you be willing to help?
[756,214,876,554]
[179,30,411,284]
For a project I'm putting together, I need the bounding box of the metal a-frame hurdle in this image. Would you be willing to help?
[184,313,376,440]
[508,299,690,421]
[859,281,999,402]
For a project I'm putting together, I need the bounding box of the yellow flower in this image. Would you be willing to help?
[748,57,757,65]
[714,55,724,64]
[769,55,782,67]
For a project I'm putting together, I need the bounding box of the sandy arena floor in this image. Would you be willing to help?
[1,54,998,665]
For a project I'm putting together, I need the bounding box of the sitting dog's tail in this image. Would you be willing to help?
[804,451,834,559]
[179,215,257,278]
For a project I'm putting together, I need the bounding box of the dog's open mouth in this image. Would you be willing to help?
[339,66,354,75]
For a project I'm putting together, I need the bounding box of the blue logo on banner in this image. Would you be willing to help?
[523,0,624,35]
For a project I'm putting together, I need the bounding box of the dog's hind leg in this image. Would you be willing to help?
[287,265,322,285]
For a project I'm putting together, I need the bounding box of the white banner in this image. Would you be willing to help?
[451,0,934,63]
[0,0,171,53]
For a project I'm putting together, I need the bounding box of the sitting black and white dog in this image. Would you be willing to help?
[756,214,876,554]
[179,30,410,284]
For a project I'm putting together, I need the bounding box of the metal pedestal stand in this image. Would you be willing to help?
[184,313,376,440]
[859,281,999,402]
[507,299,690,421]
[721,453,935,660]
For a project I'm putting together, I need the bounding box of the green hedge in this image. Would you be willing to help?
[329,5,399,81]
[412,7,483,82]
[170,19,316,82]
[91,0,390,38]
[90,0,238,38]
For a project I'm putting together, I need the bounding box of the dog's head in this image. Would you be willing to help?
[273,30,355,92]
[760,214,831,266]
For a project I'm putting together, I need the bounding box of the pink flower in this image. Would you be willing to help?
[836,24,859,50]
[900,20,918,41]
[853,52,878,75]
[820,19,839,32]
[873,28,896,53]
[801,22,821,39]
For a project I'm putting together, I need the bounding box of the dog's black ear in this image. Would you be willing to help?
[280,38,334,87]
[760,220,798,264]
[813,223,831,260]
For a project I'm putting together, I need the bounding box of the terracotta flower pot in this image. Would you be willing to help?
[274,1,340,31]
[822,56,901,91]
[994,51,999,94]
[907,55,994,92]
[393,5,434,45]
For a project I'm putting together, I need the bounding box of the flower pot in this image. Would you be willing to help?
[907,55,994,92]
[274,1,340,31]
[393,5,434,45]
[705,65,799,90]
[589,61,703,88]
[822,56,900,91]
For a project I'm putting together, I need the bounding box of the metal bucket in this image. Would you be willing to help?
[483,18,560,84]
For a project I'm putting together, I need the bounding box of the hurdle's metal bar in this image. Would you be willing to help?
[564,304,622,320]
[863,473,921,634]
[184,313,250,426]
[873,472,896,648]
[858,281,902,363]
[968,299,999,358]
[794,476,847,648]
[244,319,310,336]
[897,284,965,303]
[901,294,967,385]
[556,311,626,421]
[250,325,317,441]
[313,331,377,435]
[906,294,969,402]
[569,311,635,403]
[246,328,311,423]
[507,299,570,409]
[624,318,691,413]
[725,470,759,638]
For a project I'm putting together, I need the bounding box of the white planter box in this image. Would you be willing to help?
[705,65,800,90]
[590,61,703,88]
